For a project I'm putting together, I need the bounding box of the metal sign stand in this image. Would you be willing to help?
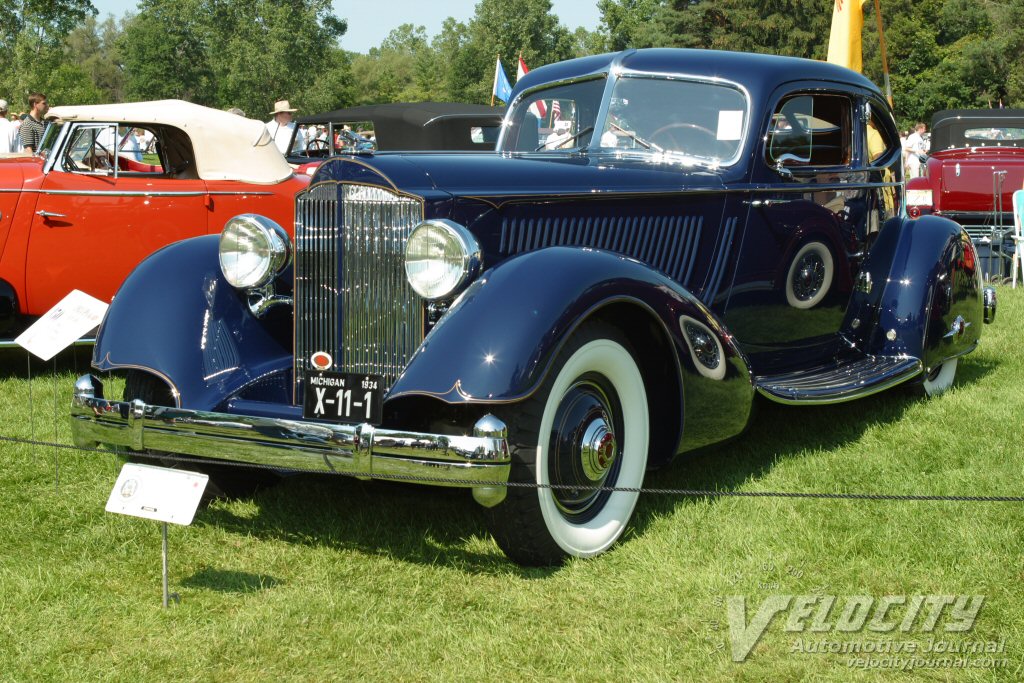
[162,522,180,608]
[106,463,207,607]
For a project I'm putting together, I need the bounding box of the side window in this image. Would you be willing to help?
[62,124,115,173]
[61,124,163,175]
[116,126,162,172]
[865,103,897,164]
[766,94,852,168]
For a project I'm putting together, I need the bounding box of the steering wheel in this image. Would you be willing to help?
[649,122,718,154]
[305,138,329,156]
[87,140,114,171]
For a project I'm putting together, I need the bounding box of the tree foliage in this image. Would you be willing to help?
[6,0,1024,129]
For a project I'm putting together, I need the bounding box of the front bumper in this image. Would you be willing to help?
[70,375,511,507]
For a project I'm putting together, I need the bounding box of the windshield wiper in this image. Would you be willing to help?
[607,122,663,153]
[535,126,594,152]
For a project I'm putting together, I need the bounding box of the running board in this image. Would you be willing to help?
[754,356,923,405]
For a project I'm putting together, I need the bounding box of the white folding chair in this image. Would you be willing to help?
[1012,189,1024,288]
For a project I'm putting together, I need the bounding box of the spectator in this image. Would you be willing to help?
[0,100,16,153]
[19,93,48,154]
[906,122,927,178]
[266,99,303,155]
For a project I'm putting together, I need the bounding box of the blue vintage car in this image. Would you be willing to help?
[71,49,996,565]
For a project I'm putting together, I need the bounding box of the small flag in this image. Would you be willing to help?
[492,57,513,104]
[551,99,561,124]
[826,0,867,72]
[517,55,547,118]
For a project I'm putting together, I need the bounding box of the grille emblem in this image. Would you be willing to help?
[311,352,333,371]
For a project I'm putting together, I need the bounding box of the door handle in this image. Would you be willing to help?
[36,210,67,218]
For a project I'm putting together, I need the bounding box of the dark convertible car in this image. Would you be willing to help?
[71,49,995,565]
[285,101,504,165]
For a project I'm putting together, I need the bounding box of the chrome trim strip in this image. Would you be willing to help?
[71,375,510,488]
[2,189,275,197]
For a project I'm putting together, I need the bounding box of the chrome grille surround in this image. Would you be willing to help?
[294,182,424,399]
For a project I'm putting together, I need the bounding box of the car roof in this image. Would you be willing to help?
[46,99,294,184]
[512,48,879,102]
[930,108,1024,150]
[297,102,504,151]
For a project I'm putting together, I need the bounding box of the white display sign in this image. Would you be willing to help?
[14,289,108,361]
[106,463,209,526]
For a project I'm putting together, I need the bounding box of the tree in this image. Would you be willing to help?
[117,0,347,114]
[1,0,98,107]
[597,0,667,51]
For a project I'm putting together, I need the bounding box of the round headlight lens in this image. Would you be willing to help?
[219,214,289,289]
[405,220,480,300]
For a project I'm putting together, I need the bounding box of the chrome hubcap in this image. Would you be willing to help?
[547,376,623,521]
[580,419,617,480]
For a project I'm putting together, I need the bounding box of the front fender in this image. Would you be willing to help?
[869,215,982,369]
[92,235,292,410]
[389,246,752,403]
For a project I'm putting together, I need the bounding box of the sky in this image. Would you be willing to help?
[88,0,604,54]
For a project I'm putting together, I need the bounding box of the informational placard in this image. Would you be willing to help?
[14,289,108,361]
[105,463,209,526]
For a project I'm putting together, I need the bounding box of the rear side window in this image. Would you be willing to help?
[766,94,852,167]
[865,103,898,164]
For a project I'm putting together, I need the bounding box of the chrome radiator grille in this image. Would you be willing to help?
[294,183,424,398]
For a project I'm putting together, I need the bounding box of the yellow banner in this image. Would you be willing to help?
[826,0,866,72]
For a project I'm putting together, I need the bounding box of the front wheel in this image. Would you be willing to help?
[486,322,650,566]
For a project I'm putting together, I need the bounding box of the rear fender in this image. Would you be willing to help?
[866,215,982,369]
[92,235,292,410]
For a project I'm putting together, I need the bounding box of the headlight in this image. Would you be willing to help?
[906,188,932,207]
[219,214,290,289]
[405,220,481,300]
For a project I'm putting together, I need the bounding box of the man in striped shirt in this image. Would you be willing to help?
[19,93,49,154]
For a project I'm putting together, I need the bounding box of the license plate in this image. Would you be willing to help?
[302,371,383,425]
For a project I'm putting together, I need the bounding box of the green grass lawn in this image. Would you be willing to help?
[1,289,1022,681]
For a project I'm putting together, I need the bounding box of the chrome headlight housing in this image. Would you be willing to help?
[219,214,290,289]
[404,219,482,300]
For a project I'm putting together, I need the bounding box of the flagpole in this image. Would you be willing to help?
[491,53,497,107]
[872,0,893,107]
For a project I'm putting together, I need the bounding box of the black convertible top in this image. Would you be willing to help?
[930,108,1024,151]
[297,102,505,151]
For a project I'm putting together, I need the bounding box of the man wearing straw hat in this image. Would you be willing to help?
[266,99,304,155]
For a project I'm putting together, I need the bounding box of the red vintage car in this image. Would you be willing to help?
[0,100,308,338]
[906,108,1024,279]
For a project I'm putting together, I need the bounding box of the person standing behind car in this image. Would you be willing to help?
[19,93,48,154]
[906,122,927,178]
[266,99,304,155]
[0,100,16,153]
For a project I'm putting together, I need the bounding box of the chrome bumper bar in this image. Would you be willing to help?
[70,375,511,507]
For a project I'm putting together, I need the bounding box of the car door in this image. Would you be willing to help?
[722,87,896,372]
[25,122,208,315]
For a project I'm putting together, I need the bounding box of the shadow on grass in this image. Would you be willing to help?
[181,566,283,593]
[103,354,1002,576]
[630,353,998,534]
[197,474,557,579]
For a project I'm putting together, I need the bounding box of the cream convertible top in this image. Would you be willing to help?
[46,100,294,184]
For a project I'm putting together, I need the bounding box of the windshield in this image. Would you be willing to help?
[500,77,605,152]
[599,77,747,164]
[38,121,63,159]
[500,74,747,164]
